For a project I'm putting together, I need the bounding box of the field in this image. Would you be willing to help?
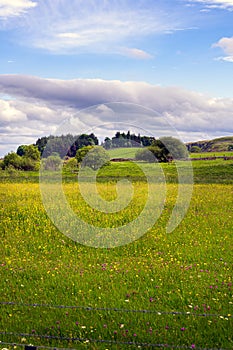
[1,159,233,349]
[107,147,233,160]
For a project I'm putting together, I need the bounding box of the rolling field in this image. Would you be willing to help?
[1,160,233,349]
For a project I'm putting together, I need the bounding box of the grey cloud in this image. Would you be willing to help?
[0,74,233,156]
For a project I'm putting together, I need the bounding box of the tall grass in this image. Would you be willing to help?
[1,179,233,349]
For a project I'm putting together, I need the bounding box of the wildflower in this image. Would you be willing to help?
[191,345,195,348]
[180,327,186,331]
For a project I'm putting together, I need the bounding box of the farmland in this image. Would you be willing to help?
[1,158,233,349]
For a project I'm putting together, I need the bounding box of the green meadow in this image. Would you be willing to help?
[1,158,233,349]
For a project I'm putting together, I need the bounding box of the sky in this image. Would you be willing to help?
[1,0,233,156]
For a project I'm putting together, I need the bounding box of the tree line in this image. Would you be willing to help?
[0,131,188,171]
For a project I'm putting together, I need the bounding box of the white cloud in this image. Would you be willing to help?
[120,48,153,60]
[0,0,184,56]
[188,0,233,10]
[0,0,37,18]
[0,99,27,122]
[213,36,233,54]
[212,36,233,61]
[220,55,233,61]
[0,74,233,156]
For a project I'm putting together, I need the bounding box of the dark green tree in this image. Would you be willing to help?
[158,137,188,160]
[190,145,201,153]
[135,145,169,162]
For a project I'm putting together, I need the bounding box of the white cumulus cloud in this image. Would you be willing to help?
[212,36,233,61]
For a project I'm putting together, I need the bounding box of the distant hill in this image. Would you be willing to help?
[186,136,233,152]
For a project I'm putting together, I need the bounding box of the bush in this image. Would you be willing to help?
[63,158,78,173]
[2,152,22,170]
[76,146,110,170]
[190,146,201,153]
[41,154,62,171]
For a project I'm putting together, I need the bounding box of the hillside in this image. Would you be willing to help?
[186,136,233,152]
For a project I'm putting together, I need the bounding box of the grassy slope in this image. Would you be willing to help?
[187,136,233,152]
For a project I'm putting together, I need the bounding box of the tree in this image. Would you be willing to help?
[159,137,188,160]
[41,153,62,171]
[16,145,27,157]
[2,152,22,169]
[20,145,40,160]
[135,145,169,163]
[63,157,78,173]
[75,145,94,164]
[103,137,112,150]
[76,146,110,170]
[190,145,201,153]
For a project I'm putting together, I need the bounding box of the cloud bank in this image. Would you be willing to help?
[0,74,233,157]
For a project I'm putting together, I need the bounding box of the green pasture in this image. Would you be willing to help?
[189,151,233,158]
[107,147,233,160]
[107,147,140,159]
[0,159,233,349]
[1,157,233,184]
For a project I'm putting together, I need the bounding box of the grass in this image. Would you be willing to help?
[1,158,233,184]
[107,147,141,159]
[1,159,233,349]
[189,151,233,158]
[107,147,233,160]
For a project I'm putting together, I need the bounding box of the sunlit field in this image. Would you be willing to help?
[1,161,233,349]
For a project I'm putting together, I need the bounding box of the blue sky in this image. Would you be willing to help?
[1,0,233,156]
